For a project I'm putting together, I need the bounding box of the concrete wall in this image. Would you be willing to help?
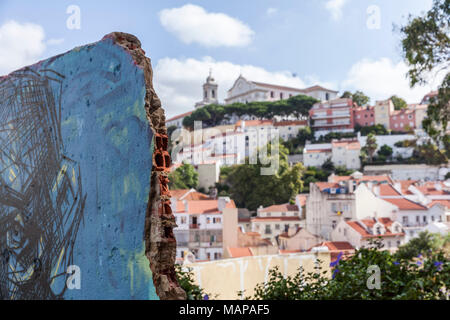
[184,252,331,299]
[0,33,183,300]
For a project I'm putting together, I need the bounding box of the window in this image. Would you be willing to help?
[206,217,210,224]
[423,216,427,223]
[281,212,286,216]
[376,226,381,234]
[344,229,347,236]
[204,90,207,98]
[212,89,215,98]
[265,225,271,234]
[387,241,391,247]
[280,92,283,99]
[270,91,274,98]
[431,216,435,222]
[266,212,271,217]
[416,216,420,223]
[275,224,280,230]
[326,93,330,100]
[402,216,408,224]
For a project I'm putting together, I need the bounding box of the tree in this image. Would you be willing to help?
[225,142,305,211]
[322,158,335,171]
[362,133,378,163]
[339,90,370,106]
[400,0,449,144]
[390,95,408,110]
[378,144,393,158]
[413,142,448,165]
[169,163,199,189]
[352,90,370,106]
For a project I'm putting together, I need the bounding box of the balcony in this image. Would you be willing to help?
[189,224,199,229]
[311,121,351,127]
[311,113,350,120]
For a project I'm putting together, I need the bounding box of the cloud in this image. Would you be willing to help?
[342,57,443,103]
[159,4,254,47]
[325,0,348,21]
[0,20,46,75]
[154,56,315,118]
[266,7,278,16]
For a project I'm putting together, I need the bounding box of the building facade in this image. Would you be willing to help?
[309,98,355,138]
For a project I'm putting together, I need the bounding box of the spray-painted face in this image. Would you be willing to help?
[0,69,85,300]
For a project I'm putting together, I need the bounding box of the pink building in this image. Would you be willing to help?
[353,106,375,127]
[389,109,416,132]
[309,98,355,137]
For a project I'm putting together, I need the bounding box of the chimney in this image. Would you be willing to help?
[435,183,442,191]
[209,187,218,199]
[393,182,402,193]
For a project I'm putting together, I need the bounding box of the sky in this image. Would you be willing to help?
[0,0,444,118]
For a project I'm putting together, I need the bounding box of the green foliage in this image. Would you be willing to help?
[224,141,305,211]
[400,0,449,144]
[322,158,335,171]
[182,95,319,129]
[315,131,356,143]
[244,239,450,300]
[340,90,370,106]
[378,144,393,158]
[281,126,313,154]
[395,231,448,260]
[362,133,378,163]
[175,265,209,300]
[335,166,355,176]
[355,124,389,136]
[168,163,199,189]
[412,142,448,165]
[390,95,408,110]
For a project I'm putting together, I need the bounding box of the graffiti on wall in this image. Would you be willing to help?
[0,35,159,300]
[0,69,86,299]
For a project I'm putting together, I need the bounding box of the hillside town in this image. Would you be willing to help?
[168,73,450,264]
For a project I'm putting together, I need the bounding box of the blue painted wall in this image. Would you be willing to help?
[0,38,158,299]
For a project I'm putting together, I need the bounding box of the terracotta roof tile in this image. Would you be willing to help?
[382,198,427,210]
[260,203,299,212]
[227,247,253,258]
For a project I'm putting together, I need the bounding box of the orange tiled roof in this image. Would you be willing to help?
[331,140,360,150]
[305,149,332,153]
[415,182,448,196]
[378,184,402,196]
[346,218,404,239]
[227,247,253,258]
[176,199,236,214]
[428,200,450,209]
[274,120,308,127]
[251,216,301,222]
[316,241,354,251]
[382,198,427,210]
[166,110,194,122]
[260,203,299,212]
[315,182,340,191]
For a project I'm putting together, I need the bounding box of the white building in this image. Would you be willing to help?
[303,139,361,169]
[172,194,238,261]
[357,132,416,159]
[251,204,302,242]
[225,75,338,105]
[331,218,405,250]
[166,110,194,129]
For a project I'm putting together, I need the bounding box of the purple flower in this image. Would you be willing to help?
[330,252,343,267]
[393,261,400,265]
[332,268,339,279]
[434,261,443,271]
[417,254,422,259]
[203,294,209,300]
[416,261,422,266]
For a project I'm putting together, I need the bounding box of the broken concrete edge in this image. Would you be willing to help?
[103,32,186,300]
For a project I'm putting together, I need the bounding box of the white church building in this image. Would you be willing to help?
[225,75,338,105]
